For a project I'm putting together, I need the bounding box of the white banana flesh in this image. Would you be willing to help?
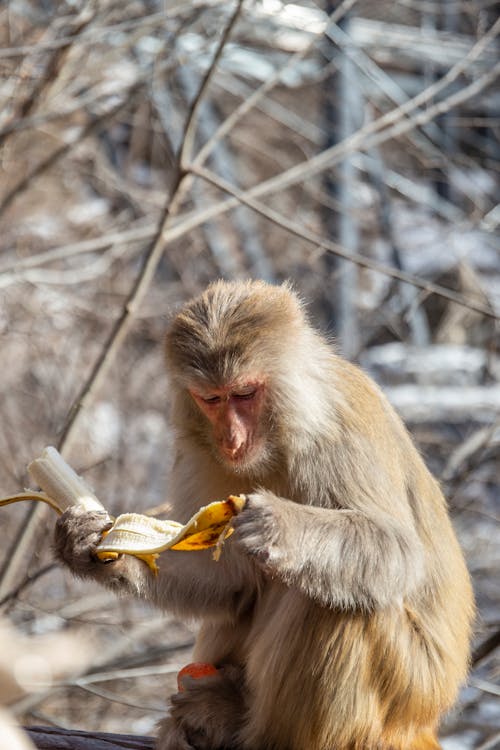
[21,447,246,568]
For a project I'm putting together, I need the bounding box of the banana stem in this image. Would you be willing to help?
[0,492,64,515]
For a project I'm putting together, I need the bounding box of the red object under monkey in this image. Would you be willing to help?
[177,663,219,693]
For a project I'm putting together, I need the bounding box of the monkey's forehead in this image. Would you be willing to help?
[163,280,311,389]
[168,343,266,388]
[165,323,297,377]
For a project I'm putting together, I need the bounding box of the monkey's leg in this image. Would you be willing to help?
[168,664,245,750]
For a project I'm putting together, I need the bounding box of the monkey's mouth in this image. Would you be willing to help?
[217,441,271,475]
[221,447,252,466]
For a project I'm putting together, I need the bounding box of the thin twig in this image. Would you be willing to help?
[179,0,245,170]
[473,730,500,750]
[160,20,500,248]
[0,0,245,610]
[0,8,95,148]
[65,663,185,689]
[73,683,165,713]
[237,57,500,209]
[0,222,157,277]
[0,85,143,221]
[0,563,57,609]
[0,4,206,59]
[192,0,357,169]
[472,628,500,666]
[190,164,498,320]
[0,89,128,141]
[469,677,500,698]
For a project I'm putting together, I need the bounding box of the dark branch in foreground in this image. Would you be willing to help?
[26,726,154,750]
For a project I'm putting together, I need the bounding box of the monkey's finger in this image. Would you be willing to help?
[54,508,114,569]
[232,517,263,537]
[232,502,273,537]
[232,520,272,561]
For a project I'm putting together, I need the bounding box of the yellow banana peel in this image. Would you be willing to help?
[0,447,246,573]
[96,495,246,570]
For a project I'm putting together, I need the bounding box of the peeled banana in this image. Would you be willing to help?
[93,495,245,571]
[97,495,246,556]
[0,447,246,572]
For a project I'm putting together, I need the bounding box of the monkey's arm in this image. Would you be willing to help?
[55,507,260,617]
[233,491,425,611]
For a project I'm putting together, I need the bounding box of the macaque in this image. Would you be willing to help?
[55,280,474,750]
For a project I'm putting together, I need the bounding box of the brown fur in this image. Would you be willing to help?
[55,280,474,750]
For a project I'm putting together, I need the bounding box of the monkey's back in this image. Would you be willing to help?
[265,354,475,748]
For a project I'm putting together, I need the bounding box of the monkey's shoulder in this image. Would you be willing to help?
[331,356,403,427]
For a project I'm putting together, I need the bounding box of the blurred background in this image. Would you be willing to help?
[0,1,498,748]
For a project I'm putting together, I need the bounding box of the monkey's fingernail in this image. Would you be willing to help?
[94,552,122,564]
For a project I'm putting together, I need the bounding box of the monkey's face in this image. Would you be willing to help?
[189,378,269,472]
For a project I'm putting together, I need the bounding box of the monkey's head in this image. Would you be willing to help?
[165,280,310,474]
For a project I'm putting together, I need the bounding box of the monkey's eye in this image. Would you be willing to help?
[201,395,221,404]
[233,388,257,400]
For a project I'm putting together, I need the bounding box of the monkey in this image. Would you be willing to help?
[55,279,474,750]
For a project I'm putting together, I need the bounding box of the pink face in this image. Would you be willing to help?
[189,378,267,470]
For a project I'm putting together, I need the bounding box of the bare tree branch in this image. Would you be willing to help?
[190,164,499,320]
[0,84,145,221]
[0,223,157,278]
[160,22,500,246]
[192,0,358,168]
[0,0,246,613]
[0,3,213,59]
[179,0,245,170]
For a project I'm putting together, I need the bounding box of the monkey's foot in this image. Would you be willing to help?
[169,664,244,750]
[156,716,196,750]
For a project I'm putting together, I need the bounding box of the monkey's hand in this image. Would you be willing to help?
[233,491,292,571]
[54,507,144,592]
[55,507,112,572]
